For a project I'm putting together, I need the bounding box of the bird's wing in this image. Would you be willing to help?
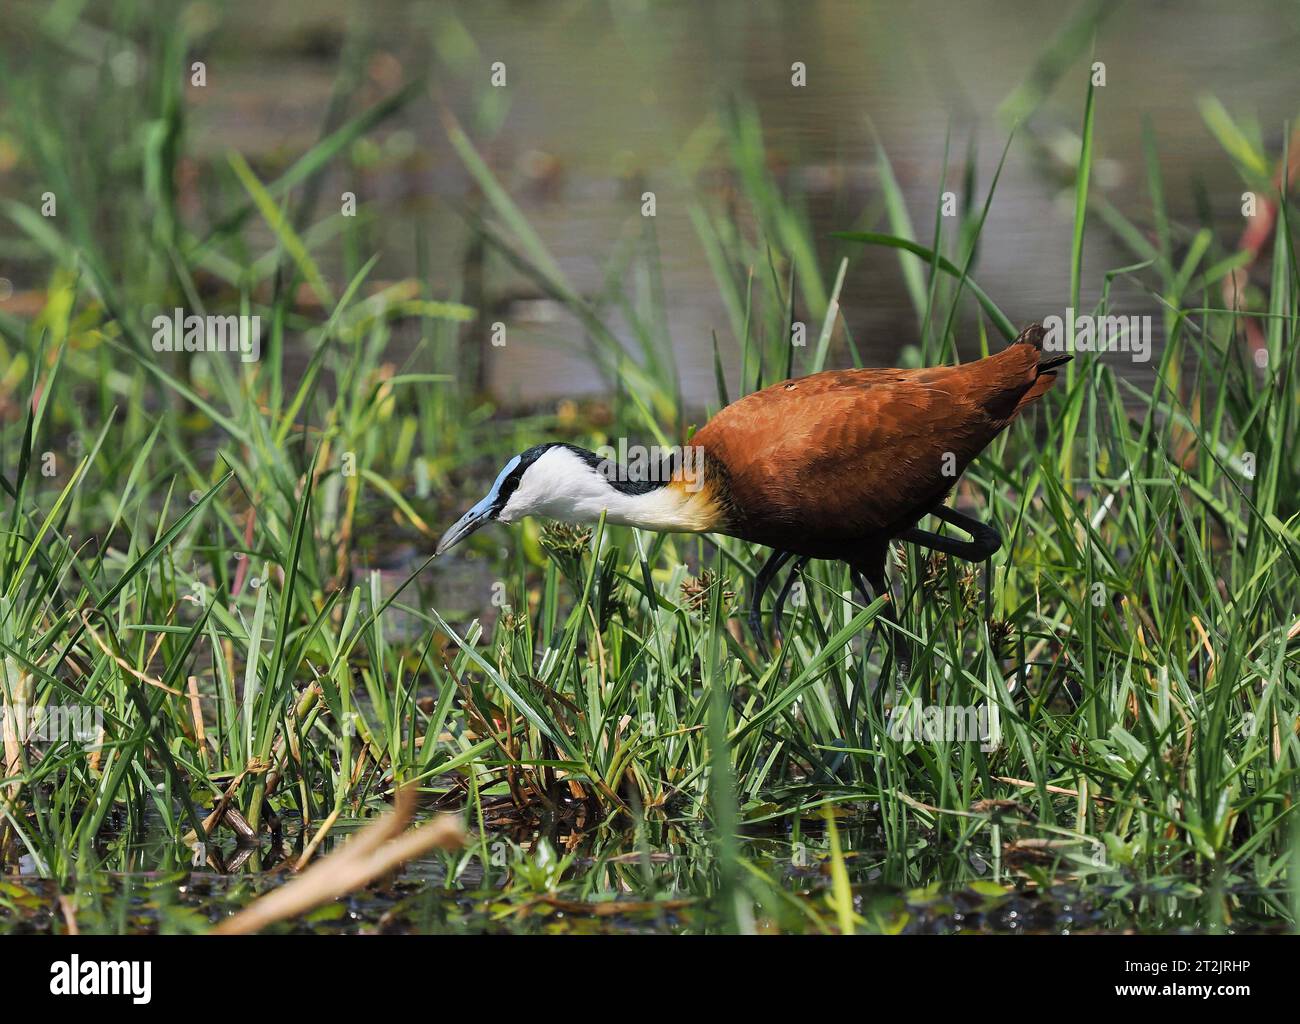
[694,357,1037,547]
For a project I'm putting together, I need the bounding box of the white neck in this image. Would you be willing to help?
[498,446,716,533]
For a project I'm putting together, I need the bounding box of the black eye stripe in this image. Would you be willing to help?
[497,465,525,502]
[491,443,554,511]
[492,441,671,510]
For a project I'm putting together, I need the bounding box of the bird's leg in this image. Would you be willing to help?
[932,505,997,617]
[932,504,1003,554]
[900,504,1002,563]
[875,589,912,682]
[771,556,810,645]
[851,552,912,684]
[849,569,873,608]
[903,505,1000,623]
[747,549,793,657]
[935,506,1003,621]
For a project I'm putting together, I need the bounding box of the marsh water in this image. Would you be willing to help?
[3,809,1286,935]
[194,0,1298,402]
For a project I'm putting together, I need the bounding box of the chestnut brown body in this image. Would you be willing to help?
[692,324,1064,576]
[436,323,1066,657]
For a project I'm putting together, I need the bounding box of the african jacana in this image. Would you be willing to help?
[437,323,1069,663]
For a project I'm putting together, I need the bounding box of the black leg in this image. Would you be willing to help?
[900,504,1002,563]
[771,556,809,644]
[748,549,793,656]
[938,505,998,619]
[876,594,911,680]
[851,546,912,681]
[933,504,1003,553]
[849,568,873,607]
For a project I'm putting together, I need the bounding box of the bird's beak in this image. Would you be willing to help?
[435,495,496,556]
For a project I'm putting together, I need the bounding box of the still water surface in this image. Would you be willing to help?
[193,0,1300,404]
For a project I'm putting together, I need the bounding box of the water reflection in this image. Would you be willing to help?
[1,804,1287,934]
[187,1,1300,402]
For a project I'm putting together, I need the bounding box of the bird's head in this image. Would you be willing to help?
[436,444,540,556]
[435,443,610,555]
[436,441,722,556]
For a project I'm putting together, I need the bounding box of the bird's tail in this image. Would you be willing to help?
[1011,322,1070,414]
